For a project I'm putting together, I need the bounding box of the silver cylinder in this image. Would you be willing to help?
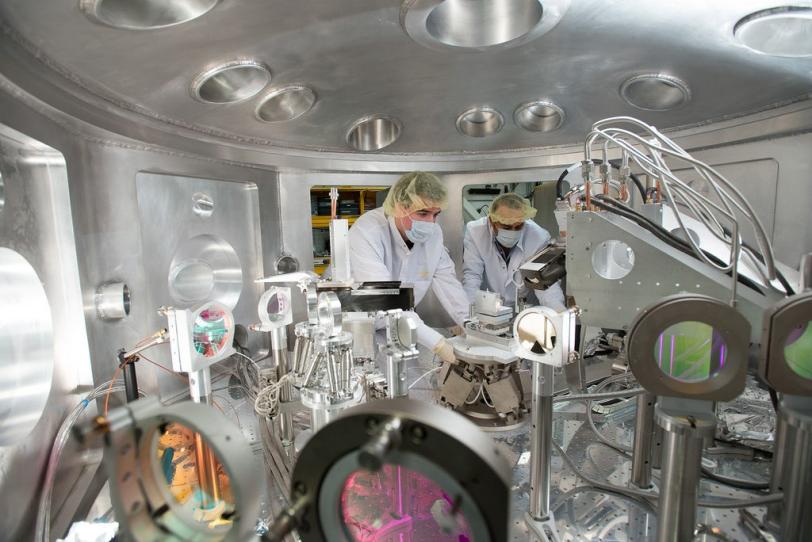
[800,253,812,292]
[529,362,554,520]
[766,412,793,529]
[270,328,294,445]
[655,409,715,542]
[631,392,656,489]
[386,353,408,398]
[780,400,812,541]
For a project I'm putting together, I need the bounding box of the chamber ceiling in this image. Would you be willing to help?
[0,0,810,155]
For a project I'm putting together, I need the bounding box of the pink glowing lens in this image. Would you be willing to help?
[340,464,473,542]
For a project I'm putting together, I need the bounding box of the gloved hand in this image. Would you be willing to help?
[448,325,464,337]
[432,338,457,364]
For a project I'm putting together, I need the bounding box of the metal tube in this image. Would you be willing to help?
[800,253,812,292]
[529,362,554,520]
[654,408,714,542]
[326,352,339,393]
[631,393,656,489]
[122,360,139,403]
[386,353,407,398]
[657,429,703,542]
[765,412,792,529]
[781,401,812,541]
[303,352,323,388]
[271,328,294,445]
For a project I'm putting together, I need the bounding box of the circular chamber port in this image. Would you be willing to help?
[456,106,504,137]
[620,74,691,111]
[80,0,219,30]
[168,234,242,309]
[426,0,543,48]
[256,85,316,122]
[95,282,131,320]
[592,240,635,280]
[735,6,812,57]
[784,320,812,379]
[0,248,54,445]
[341,464,473,541]
[654,321,727,383]
[191,61,271,104]
[514,100,565,132]
[275,254,299,274]
[346,115,402,151]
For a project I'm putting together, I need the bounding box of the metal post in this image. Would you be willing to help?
[631,392,656,488]
[655,407,715,542]
[765,412,793,530]
[188,368,221,507]
[270,328,294,446]
[529,362,554,520]
[780,396,812,541]
[120,351,139,403]
[386,352,407,398]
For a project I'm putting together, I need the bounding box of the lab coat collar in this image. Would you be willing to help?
[388,215,411,253]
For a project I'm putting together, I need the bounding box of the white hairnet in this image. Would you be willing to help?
[489,193,537,225]
[383,171,448,217]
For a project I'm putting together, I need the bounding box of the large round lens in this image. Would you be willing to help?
[156,422,235,528]
[784,321,812,379]
[193,308,230,357]
[654,321,727,383]
[340,464,472,541]
[516,312,557,355]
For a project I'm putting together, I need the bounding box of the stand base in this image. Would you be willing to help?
[525,512,562,542]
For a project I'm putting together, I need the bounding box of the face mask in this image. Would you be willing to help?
[405,219,437,244]
[496,228,521,248]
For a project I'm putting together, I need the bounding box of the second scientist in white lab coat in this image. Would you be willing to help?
[463,193,566,311]
[348,171,469,363]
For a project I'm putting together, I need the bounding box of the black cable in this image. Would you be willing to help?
[556,158,647,201]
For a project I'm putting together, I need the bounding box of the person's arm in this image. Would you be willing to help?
[536,281,566,312]
[431,246,470,327]
[348,223,393,283]
[462,226,485,304]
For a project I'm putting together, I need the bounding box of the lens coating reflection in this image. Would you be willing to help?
[654,321,727,383]
[156,422,234,528]
[341,464,472,541]
[784,321,812,379]
[516,312,557,355]
[193,307,229,357]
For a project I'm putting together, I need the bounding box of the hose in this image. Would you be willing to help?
[556,158,647,201]
[35,381,145,542]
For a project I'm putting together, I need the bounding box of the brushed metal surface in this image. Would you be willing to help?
[0,1,810,154]
[0,124,91,539]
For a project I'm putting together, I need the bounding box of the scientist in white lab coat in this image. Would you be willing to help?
[463,193,566,311]
[348,172,469,363]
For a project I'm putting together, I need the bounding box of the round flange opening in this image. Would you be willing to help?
[735,6,812,57]
[456,106,504,137]
[168,234,243,309]
[784,320,812,379]
[426,0,543,48]
[0,248,54,445]
[592,240,635,280]
[192,61,271,104]
[620,74,691,111]
[256,85,316,122]
[346,116,402,151]
[81,0,219,30]
[514,100,565,132]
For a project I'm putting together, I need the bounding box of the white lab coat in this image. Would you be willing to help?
[348,208,469,349]
[463,217,566,311]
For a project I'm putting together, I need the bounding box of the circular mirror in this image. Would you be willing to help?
[341,464,473,541]
[654,321,727,383]
[152,421,235,531]
[516,311,557,355]
[784,321,812,379]
[592,240,635,280]
[193,307,230,358]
